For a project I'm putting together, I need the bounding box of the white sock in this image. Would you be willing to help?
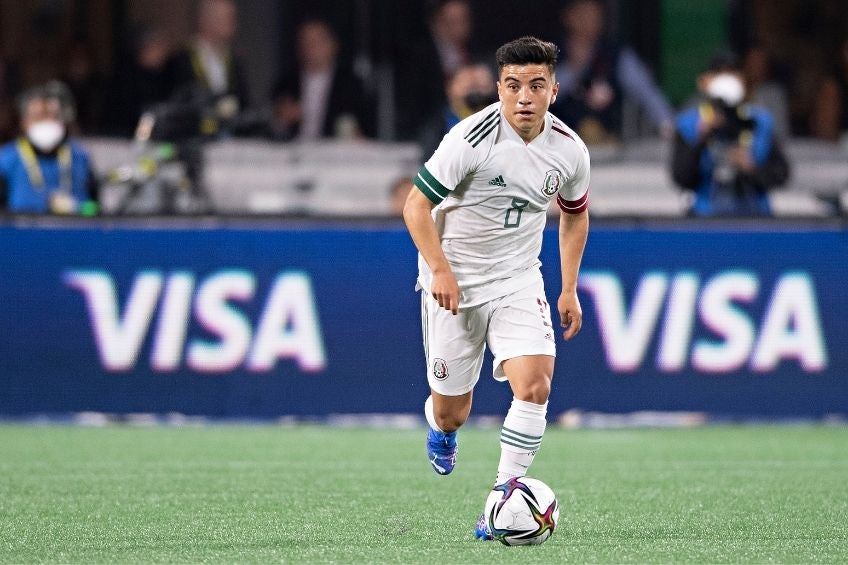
[424,395,445,433]
[496,398,547,484]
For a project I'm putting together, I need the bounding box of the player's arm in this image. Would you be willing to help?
[403,187,460,315]
[557,208,588,340]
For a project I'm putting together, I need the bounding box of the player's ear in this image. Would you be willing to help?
[551,82,559,105]
[496,81,503,102]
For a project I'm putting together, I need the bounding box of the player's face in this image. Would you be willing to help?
[497,64,559,143]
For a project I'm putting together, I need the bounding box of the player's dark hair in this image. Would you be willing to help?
[495,36,559,74]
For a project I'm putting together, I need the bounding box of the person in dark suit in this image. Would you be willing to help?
[393,0,477,141]
[166,0,250,124]
[269,19,373,141]
[0,57,22,143]
[551,0,674,143]
[108,26,174,136]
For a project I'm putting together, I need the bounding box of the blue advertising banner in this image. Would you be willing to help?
[1,221,846,418]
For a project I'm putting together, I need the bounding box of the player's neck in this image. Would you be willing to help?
[510,121,544,144]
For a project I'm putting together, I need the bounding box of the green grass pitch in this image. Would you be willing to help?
[1,424,847,563]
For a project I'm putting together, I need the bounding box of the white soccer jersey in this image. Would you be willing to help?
[413,101,590,308]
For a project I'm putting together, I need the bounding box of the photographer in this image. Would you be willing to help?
[417,61,497,159]
[672,56,789,217]
[0,81,97,215]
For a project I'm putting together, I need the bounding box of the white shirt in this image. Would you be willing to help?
[413,102,590,308]
[299,69,333,140]
[195,40,229,95]
[434,38,466,77]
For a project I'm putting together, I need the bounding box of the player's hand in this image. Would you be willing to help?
[431,270,461,315]
[557,290,583,341]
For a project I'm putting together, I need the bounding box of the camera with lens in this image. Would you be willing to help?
[709,100,755,143]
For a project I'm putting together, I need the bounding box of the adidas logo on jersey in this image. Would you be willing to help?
[488,175,507,187]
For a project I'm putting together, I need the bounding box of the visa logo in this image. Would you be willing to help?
[579,270,828,373]
[64,269,326,373]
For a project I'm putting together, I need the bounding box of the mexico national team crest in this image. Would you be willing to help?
[542,169,564,196]
[432,358,449,381]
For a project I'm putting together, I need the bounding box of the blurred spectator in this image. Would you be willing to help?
[418,61,496,158]
[430,0,474,78]
[394,0,478,141]
[0,82,98,214]
[810,39,848,142]
[166,0,250,115]
[108,26,174,136]
[269,19,374,141]
[388,176,414,216]
[62,38,106,134]
[0,57,22,143]
[742,44,790,139]
[551,0,674,143]
[671,57,789,217]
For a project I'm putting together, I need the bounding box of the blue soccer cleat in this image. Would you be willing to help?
[426,428,457,475]
[473,512,493,540]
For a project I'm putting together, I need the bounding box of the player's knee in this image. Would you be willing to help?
[514,377,551,405]
[435,411,468,432]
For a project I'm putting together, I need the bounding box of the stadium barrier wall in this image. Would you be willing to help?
[1,221,845,419]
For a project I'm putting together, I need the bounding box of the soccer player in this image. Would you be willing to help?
[402,36,590,539]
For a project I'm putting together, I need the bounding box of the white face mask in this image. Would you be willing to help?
[26,120,66,152]
[705,73,745,107]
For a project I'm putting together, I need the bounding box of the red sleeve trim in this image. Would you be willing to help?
[557,189,589,214]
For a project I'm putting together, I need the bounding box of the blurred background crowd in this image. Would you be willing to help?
[1,0,848,217]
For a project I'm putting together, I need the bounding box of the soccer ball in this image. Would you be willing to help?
[484,476,559,546]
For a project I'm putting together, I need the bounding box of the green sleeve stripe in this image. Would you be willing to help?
[414,176,443,204]
[414,167,450,204]
[419,167,450,197]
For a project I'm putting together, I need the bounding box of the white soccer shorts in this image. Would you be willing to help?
[421,278,557,396]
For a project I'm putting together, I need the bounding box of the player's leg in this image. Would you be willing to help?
[421,291,486,475]
[475,282,556,539]
[488,281,556,484]
[426,389,472,433]
[498,354,554,484]
[424,390,471,475]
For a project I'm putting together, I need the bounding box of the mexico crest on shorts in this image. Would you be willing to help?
[432,358,449,380]
[542,169,564,196]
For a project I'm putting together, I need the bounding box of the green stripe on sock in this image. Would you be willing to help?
[500,434,541,450]
[500,437,540,451]
[502,427,543,441]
